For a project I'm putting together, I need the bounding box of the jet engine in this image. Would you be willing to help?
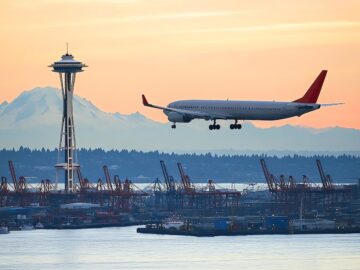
[167,112,192,123]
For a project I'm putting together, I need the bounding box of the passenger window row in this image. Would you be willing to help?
[174,105,281,111]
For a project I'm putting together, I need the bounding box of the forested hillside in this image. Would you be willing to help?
[0,148,359,184]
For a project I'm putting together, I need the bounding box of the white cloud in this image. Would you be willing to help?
[9,11,249,30]
[117,11,246,22]
[183,21,360,34]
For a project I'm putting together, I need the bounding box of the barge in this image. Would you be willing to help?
[137,216,360,237]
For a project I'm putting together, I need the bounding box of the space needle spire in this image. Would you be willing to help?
[49,48,87,193]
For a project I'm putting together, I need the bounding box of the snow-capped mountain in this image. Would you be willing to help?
[0,87,359,153]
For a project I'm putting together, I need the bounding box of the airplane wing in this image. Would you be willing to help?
[319,103,344,107]
[142,95,227,120]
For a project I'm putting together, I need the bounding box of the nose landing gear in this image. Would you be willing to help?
[171,123,176,129]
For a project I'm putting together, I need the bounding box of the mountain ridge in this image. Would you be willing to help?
[0,87,359,153]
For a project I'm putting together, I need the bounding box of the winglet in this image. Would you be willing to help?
[142,94,149,106]
[293,70,327,103]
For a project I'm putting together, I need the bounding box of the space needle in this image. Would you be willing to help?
[49,46,87,193]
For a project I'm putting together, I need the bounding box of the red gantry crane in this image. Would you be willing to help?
[260,159,278,192]
[177,162,194,193]
[160,160,176,193]
[316,159,334,190]
[8,160,27,193]
[103,165,114,192]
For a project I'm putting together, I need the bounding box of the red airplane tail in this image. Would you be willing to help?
[142,94,149,106]
[293,70,327,103]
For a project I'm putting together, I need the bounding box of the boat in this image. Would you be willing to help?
[0,226,9,234]
[20,224,35,231]
[162,217,185,230]
[35,222,44,229]
[290,218,336,232]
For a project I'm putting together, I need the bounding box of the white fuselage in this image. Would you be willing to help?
[166,100,320,121]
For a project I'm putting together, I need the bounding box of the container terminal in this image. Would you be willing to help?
[1,158,360,235]
[1,51,360,235]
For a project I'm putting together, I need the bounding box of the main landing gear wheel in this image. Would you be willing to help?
[171,123,176,129]
[230,122,242,130]
[209,121,220,130]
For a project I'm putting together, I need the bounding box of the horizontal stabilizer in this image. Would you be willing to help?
[320,103,344,107]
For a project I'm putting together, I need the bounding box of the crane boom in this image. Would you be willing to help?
[113,175,122,192]
[160,160,175,192]
[8,160,18,191]
[260,159,277,192]
[76,167,85,190]
[103,165,114,191]
[316,159,333,190]
[177,163,190,189]
[160,160,170,190]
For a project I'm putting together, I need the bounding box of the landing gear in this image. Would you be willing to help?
[230,120,242,130]
[209,121,220,130]
[171,123,176,129]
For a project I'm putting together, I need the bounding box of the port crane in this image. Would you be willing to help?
[260,159,278,192]
[160,160,176,193]
[177,162,194,192]
[103,165,114,192]
[0,176,9,206]
[316,159,334,190]
[8,160,27,193]
[76,167,93,191]
[113,175,122,192]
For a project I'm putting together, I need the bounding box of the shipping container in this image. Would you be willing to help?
[265,216,289,232]
[214,218,229,231]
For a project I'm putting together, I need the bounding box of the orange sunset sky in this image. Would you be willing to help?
[0,0,359,129]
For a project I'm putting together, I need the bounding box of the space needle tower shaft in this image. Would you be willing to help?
[49,48,87,193]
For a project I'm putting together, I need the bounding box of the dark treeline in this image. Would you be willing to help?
[0,147,359,184]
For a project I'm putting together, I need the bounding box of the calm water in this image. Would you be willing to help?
[0,227,359,270]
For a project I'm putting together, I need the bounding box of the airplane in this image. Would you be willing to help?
[142,70,342,130]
